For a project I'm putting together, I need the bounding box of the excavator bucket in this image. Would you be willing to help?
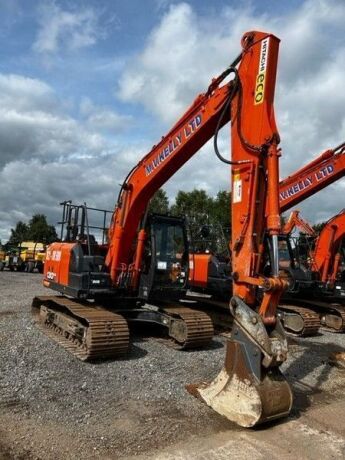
[187,297,293,427]
[192,341,292,427]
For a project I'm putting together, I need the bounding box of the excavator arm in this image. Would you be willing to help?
[279,142,345,212]
[282,210,315,236]
[103,31,293,427]
[311,209,345,284]
[191,31,292,427]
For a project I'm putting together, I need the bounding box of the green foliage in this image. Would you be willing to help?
[148,189,169,215]
[28,214,58,243]
[8,221,30,245]
[210,190,231,234]
[170,189,231,254]
[170,189,212,238]
[312,221,326,235]
[170,189,231,231]
[8,214,58,245]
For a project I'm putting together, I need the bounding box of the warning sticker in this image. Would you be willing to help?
[233,177,242,203]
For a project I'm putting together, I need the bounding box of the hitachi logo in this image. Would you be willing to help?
[259,38,269,73]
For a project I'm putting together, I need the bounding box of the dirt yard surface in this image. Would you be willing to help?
[1,271,345,459]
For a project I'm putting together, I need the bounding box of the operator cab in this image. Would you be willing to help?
[44,202,189,300]
[139,214,189,300]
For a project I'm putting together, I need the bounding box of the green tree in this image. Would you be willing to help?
[28,214,58,243]
[312,221,326,234]
[8,221,30,245]
[170,189,213,245]
[171,189,212,223]
[210,190,231,233]
[148,189,169,214]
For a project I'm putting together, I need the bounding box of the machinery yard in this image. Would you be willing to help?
[1,2,345,459]
[1,271,345,459]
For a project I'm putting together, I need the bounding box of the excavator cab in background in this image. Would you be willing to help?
[188,222,231,300]
[268,234,314,294]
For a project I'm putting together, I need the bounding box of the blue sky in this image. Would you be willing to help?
[0,0,344,241]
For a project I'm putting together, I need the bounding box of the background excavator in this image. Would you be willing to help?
[277,208,345,334]
[310,209,345,294]
[271,145,345,334]
[188,142,345,336]
[33,30,293,427]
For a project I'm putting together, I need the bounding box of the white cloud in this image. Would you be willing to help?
[117,0,345,224]
[33,1,115,54]
[0,148,145,242]
[1,0,345,242]
[0,73,114,167]
[0,71,143,241]
[80,97,133,134]
[0,73,57,112]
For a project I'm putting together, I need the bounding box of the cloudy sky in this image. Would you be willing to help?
[0,0,344,241]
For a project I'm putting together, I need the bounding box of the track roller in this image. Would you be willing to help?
[32,296,130,361]
[319,304,345,332]
[278,305,320,336]
[162,307,214,349]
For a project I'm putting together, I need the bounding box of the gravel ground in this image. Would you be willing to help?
[1,271,345,459]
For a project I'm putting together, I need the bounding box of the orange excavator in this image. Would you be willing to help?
[188,143,345,335]
[32,30,293,427]
[279,209,345,333]
[279,209,345,296]
[282,210,315,236]
[278,209,345,298]
[267,146,345,335]
[311,209,345,290]
[189,143,345,294]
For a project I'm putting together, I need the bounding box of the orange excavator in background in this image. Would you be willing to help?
[33,30,293,427]
[277,209,345,334]
[279,142,345,213]
[282,210,315,236]
[188,143,345,335]
[276,209,345,298]
[311,209,345,290]
[189,142,345,294]
[269,145,345,335]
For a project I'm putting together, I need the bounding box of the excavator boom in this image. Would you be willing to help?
[311,209,345,283]
[282,210,315,236]
[105,68,236,287]
[279,142,345,212]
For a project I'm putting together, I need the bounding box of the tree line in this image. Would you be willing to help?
[149,189,231,227]
[2,189,326,250]
[149,189,231,254]
[3,214,58,248]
